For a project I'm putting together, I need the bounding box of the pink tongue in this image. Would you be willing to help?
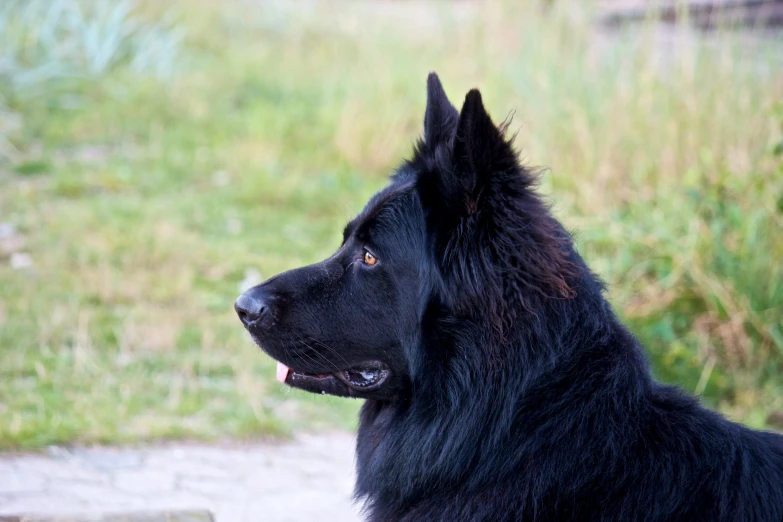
[276,362,290,383]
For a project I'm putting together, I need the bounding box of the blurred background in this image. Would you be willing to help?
[0,0,782,457]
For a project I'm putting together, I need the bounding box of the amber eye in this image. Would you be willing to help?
[363,251,378,266]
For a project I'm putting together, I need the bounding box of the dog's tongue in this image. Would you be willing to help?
[276,362,290,383]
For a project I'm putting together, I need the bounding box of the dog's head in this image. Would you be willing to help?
[234,180,425,400]
[235,73,578,400]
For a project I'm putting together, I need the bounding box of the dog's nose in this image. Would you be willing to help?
[234,289,270,327]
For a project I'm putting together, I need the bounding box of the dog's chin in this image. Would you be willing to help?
[276,359,394,400]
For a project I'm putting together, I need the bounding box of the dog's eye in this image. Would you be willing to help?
[363,251,378,266]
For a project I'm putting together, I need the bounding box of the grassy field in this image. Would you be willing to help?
[0,0,781,449]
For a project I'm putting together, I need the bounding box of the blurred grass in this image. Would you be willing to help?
[0,0,781,449]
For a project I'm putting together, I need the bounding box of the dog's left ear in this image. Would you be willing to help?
[423,72,459,148]
[451,89,516,215]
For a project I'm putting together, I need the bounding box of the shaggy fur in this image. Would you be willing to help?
[236,73,783,521]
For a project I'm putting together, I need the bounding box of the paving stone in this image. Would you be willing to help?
[0,434,360,522]
[0,493,86,513]
[0,511,214,521]
[54,484,139,508]
[17,458,107,483]
[0,464,16,479]
[178,478,243,500]
[0,468,47,494]
[129,491,212,511]
[113,470,176,494]
[144,455,239,482]
[72,450,144,472]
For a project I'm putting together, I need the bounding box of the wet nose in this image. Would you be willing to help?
[234,289,270,327]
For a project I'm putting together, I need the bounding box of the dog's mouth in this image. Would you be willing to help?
[276,360,390,397]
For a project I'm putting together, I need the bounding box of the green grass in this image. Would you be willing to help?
[0,1,781,449]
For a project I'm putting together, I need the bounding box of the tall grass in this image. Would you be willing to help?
[0,0,184,161]
[0,1,781,449]
[0,0,183,90]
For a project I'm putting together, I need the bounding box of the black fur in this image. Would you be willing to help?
[236,73,783,521]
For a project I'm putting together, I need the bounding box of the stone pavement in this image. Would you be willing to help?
[0,433,361,522]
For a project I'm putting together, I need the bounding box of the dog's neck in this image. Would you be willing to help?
[354,268,654,519]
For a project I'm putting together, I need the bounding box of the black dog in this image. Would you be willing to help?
[235,73,783,521]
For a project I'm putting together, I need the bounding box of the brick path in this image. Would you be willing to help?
[0,433,360,522]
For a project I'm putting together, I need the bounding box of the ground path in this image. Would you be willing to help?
[0,432,359,522]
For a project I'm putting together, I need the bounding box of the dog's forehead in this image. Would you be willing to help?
[344,181,415,240]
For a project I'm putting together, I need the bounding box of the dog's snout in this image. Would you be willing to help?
[234,289,270,327]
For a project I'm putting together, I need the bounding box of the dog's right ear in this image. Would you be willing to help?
[423,72,458,148]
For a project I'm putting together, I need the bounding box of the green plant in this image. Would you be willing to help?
[0,0,183,101]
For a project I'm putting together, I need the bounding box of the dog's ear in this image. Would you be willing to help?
[423,72,458,148]
[418,87,578,332]
[451,89,516,214]
[417,87,515,220]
